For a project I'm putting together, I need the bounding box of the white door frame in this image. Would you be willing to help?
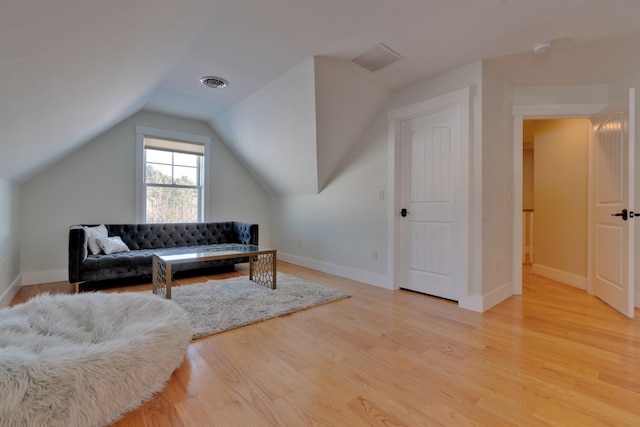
[387,87,470,305]
[511,103,606,295]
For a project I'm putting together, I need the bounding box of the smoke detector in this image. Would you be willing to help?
[200,76,228,89]
[532,41,553,54]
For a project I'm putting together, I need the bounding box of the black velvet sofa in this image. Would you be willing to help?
[69,221,258,291]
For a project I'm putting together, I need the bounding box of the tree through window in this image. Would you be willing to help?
[143,137,204,223]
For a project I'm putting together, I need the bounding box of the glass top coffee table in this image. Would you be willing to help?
[152,244,277,299]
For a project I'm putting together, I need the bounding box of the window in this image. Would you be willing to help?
[136,127,210,223]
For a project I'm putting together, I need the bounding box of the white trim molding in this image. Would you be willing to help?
[458,281,513,313]
[387,87,471,307]
[512,104,606,118]
[20,269,68,287]
[278,252,390,289]
[512,103,605,299]
[0,275,22,308]
[135,126,211,223]
[532,264,588,290]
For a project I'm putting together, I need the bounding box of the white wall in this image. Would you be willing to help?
[533,119,589,286]
[20,110,269,284]
[513,85,608,105]
[212,58,319,195]
[269,61,486,296]
[270,112,390,286]
[0,179,21,306]
[480,63,514,307]
[211,57,390,196]
[523,149,534,210]
[270,60,516,311]
[314,57,390,190]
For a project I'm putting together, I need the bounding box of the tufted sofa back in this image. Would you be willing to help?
[106,222,241,250]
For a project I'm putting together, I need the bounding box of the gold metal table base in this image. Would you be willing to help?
[152,246,277,299]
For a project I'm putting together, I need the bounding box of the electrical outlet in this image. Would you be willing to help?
[372,250,378,260]
[2,259,6,274]
[378,190,385,201]
[297,240,302,248]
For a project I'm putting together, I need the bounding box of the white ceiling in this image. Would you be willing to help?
[1,0,639,182]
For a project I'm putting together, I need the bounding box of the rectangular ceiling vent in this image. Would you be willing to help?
[351,43,404,72]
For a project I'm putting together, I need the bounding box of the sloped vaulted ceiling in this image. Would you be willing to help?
[211,57,389,195]
[2,1,640,185]
[0,1,216,182]
[314,57,390,192]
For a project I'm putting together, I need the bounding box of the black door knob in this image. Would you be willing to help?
[400,208,409,217]
[611,209,628,221]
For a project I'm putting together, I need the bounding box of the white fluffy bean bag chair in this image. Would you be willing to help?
[0,292,190,427]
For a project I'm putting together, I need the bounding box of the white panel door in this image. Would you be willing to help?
[399,107,460,300]
[591,89,635,318]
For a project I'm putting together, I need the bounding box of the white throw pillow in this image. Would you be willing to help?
[84,224,108,255]
[97,236,130,255]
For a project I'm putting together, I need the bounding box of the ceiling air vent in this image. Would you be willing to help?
[200,76,228,89]
[351,43,404,72]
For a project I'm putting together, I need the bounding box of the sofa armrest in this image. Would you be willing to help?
[234,222,259,245]
[68,225,88,283]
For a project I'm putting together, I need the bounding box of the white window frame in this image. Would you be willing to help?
[135,126,211,223]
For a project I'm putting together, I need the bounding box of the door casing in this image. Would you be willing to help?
[388,87,471,308]
[511,103,606,295]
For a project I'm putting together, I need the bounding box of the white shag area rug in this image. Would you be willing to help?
[0,292,190,427]
[170,273,350,339]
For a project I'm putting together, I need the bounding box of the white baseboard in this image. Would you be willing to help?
[458,295,483,312]
[532,264,587,289]
[0,275,22,308]
[21,269,68,286]
[482,281,514,311]
[278,252,391,290]
[458,281,513,313]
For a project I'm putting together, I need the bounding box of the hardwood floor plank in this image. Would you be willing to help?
[139,393,185,427]
[9,263,640,426]
[346,395,415,427]
[173,397,210,427]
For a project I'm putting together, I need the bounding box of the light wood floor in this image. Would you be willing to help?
[10,264,640,426]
